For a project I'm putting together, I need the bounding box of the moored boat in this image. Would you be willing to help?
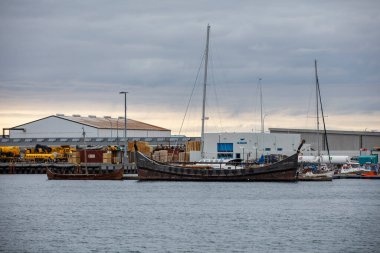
[46,167,124,180]
[298,170,333,181]
[134,140,305,182]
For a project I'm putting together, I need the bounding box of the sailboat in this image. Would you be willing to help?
[299,60,333,181]
[134,25,305,182]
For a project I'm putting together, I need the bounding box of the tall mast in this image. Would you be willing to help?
[315,60,320,157]
[259,78,263,133]
[201,25,210,158]
[315,59,331,163]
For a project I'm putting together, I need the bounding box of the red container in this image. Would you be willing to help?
[79,150,104,163]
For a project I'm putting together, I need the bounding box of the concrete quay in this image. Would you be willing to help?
[0,163,137,174]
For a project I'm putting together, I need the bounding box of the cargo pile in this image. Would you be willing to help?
[128,141,152,156]
[68,151,81,164]
[153,150,168,162]
[0,141,202,164]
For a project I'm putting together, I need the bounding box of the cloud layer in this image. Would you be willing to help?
[1,0,379,136]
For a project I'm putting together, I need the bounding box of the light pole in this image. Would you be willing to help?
[82,127,88,174]
[119,91,128,166]
[104,116,113,138]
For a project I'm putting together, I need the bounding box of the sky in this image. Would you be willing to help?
[1,0,379,137]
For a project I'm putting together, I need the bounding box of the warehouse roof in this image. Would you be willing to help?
[13,115,170,132]
[269,128,380,136]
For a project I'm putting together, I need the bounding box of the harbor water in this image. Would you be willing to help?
[1,175,379,252]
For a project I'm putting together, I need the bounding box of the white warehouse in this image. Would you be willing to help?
[9,114,171,138]
[203,132,302,160]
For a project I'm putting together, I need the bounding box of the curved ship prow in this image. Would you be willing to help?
[134,140,305,182]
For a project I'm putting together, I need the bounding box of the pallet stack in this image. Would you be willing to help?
[183,141,201,162]
[128,141,152,156]
[186,141,201,152]
[153,150,168,162]
[68,151,81,164]
[179,152,187,162]
[102,152,112,163]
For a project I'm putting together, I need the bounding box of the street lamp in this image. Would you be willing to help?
[119,91,128,166]
[82,127,88,174]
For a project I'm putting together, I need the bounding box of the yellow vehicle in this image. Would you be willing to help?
[0,146,21,162]
[23,144,56,162]
[25,144,52,154]
[24,153,56,162]
[51,145,76,162]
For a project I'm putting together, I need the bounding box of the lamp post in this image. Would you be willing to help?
[119,91,128,166]
[82,127,88,174]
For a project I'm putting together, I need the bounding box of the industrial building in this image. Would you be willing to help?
[269,128,380,156]
[6,114,171,139]
[2,115,379,159]
[203,132,301,160]
[0,114,178,147]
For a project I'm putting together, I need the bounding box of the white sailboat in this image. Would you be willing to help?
[299,60,333,181]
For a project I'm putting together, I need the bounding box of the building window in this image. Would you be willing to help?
[236,153,241,159]
[265,148,271,151]
[217,153,233,159]
[277,148,283,151]
[217,143,233,152]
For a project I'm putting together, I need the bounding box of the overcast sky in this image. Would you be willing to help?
[1,0,379,136]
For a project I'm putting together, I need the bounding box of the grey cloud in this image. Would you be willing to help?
[0,0,379,132]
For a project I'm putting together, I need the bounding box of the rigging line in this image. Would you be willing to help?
[315,60,331,162]
[178,51,205,136]
[305,74,314,129]
[209,44,225,133]
[254,78,261,131]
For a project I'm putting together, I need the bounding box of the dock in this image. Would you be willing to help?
[0,162,137,174]
[333,174,380,180]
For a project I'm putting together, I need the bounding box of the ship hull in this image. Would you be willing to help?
[47,167,124,180]
[135,151,299,182]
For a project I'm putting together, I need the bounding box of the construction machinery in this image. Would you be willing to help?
[0,146,21,162]
[24,144,56,162]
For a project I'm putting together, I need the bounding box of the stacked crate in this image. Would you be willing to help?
[183,141,201,162]
[128,141,152,156]
[127,141,153,163]
[168,149,180,162]
[102,152,112,164]
[153,150,168,162]
[68,151,81,164]
[179,152,186,162]
[186,141,201,152]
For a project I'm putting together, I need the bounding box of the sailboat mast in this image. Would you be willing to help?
[315,60,331,163]
[201,25,210,158]
[315,60,320,158]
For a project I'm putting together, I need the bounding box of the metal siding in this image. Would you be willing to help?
[327,134,360,150]
[362,135,380,149]
[270,128,380,154]
[10,117,97,138]
[10,117,171,138]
